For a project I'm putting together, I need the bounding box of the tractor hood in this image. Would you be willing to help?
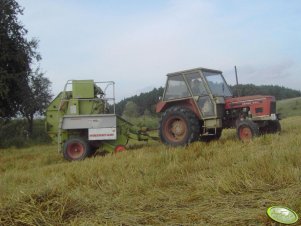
[225,95,275,109]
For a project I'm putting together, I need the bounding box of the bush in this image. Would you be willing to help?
[127,116,159,129]
[0,119,51,148]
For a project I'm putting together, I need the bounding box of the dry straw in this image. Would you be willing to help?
[1,116,301,225]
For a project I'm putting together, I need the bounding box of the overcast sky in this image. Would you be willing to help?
[18,0,301,100]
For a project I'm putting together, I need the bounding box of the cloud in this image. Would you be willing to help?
[18,0,301,99]
[224,60,301,92]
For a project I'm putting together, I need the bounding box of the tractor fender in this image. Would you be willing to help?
[156,98,201,119]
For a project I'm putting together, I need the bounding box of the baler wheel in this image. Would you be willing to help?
[159,106,200,146]
[63,138,91,161]
[114,145,126,153]
[237,120,259,142]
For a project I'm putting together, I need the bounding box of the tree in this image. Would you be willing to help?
[0,0,41,119]
[115,87,164,116]
[122,101,139,119]
[18,69,52,135]
[0,0,52,137]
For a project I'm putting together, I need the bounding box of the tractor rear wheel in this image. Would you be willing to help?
[159,106,200,146]
[237,120,259,142]
[63,138,91,161]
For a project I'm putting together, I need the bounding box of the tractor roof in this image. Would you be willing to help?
[166,67,222,77]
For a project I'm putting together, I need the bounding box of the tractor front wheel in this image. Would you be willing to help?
[159,106,200,146]
[237,120,259,142]
[63,138,91,161]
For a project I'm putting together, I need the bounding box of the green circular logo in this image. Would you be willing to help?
[267,206,299,224]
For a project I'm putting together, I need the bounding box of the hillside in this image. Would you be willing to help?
[1,116,301,225]
[277,97,301,118]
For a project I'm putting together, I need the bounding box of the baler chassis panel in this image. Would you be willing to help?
[61,114,116,130]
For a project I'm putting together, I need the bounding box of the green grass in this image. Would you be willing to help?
[277,97,301,118]
[1,117,301,225]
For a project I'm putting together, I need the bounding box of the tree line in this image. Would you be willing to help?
[231,84,301,100]
[118,84,301,117]
[116,87,164,117]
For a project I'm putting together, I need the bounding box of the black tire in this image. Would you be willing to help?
[237,120,259,141]
[63,138,91,161]
[89,147,98,156]
[270,120,281,133]
[159,106,200,146]
[260,120,281,134]
[89,141,101,156]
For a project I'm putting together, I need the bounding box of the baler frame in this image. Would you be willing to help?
[57,80,116,153]
[46,80,157,161]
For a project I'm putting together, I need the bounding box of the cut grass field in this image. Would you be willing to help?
[1,116,301,225]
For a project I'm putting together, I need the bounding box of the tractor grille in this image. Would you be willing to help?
[270,101,276,114]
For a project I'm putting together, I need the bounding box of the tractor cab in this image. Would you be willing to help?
[157,67,231,121]
[164,68,232,99]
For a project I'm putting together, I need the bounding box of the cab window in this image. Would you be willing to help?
[164,74,191,100]
[186,72,208,96]
[204,71,232,97]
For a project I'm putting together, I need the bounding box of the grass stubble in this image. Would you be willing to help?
[0,116,301,225]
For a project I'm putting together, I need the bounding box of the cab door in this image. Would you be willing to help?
[185,72,216,118]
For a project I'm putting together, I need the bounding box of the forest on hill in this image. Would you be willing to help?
[116,84,301,116]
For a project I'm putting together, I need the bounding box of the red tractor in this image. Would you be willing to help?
[156,67,281,145]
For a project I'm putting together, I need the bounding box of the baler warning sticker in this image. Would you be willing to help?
[88,128,117,140]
